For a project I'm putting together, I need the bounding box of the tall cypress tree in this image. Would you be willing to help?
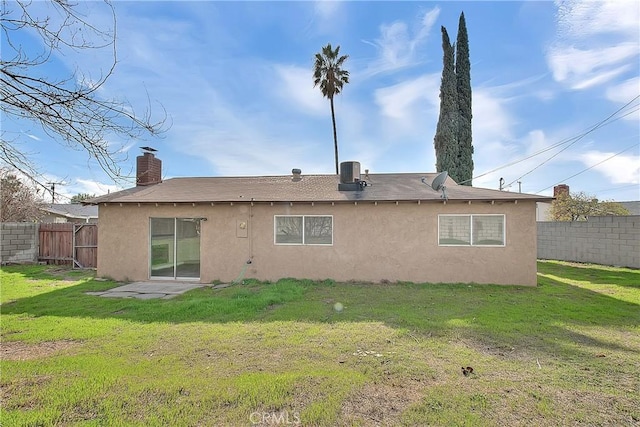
[434,27,459,180]
[455,12,473,185]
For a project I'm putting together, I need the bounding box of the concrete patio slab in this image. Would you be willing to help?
[86,281,205,299]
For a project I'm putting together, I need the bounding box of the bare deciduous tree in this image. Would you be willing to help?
[1,0,166,189]
[0,168,44,221]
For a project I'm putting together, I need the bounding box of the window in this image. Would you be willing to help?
[275,215,333,245]
[438,214,505,246]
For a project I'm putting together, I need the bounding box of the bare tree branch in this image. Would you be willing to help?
[1,0,167,187]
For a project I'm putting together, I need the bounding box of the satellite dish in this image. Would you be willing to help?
[431,171,448,191]
[431,171,449,201]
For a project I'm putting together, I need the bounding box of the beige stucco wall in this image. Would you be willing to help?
[97,200,538,286]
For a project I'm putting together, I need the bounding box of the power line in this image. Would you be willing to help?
[591,183,640,195]
[536,143,640,193]
[504,95,640,188]
[456,95,640,186]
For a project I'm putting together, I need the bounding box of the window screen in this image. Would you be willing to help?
[439,215,505,246]
[275,215,332,245]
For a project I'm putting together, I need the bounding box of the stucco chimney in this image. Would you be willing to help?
[136,152,162,186]
[554,184,569,198]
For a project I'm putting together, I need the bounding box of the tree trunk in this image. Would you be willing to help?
[330,97,339,175]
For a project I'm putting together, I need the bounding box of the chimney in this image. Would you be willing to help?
[553,184,569,198]
[292,168,302,182]
[136,151,162,186]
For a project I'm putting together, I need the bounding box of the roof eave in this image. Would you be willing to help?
[96,196,554,205]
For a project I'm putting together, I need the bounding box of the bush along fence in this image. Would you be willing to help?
[1,222,97,268]
[537,215,640,269]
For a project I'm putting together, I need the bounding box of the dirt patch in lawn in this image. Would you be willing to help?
[340,378,426,426]
[29,266,96,282]
[1,340,82,361]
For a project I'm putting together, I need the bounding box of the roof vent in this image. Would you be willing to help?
[338,161,366,191]
[292,168,302,182]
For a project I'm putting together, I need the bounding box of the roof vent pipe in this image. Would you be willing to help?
[292,168,302,182]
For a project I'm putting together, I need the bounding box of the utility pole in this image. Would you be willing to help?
[46,182,65,203]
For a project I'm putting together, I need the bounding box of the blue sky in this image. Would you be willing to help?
[3,0,639,202]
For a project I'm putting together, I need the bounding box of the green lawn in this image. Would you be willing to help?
[1,261,638,426]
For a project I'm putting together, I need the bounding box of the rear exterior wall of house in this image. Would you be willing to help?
[96,200,538,285]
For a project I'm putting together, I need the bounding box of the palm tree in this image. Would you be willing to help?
[313,43,349,175]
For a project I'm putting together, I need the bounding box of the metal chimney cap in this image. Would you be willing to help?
[292,168,302,175]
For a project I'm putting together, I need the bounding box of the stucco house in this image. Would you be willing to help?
[89,152,552,286]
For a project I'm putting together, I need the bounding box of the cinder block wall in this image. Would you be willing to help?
[537,216,640,268]
[0,222,39,264]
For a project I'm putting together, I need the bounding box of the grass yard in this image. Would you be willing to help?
[1,261,639,426]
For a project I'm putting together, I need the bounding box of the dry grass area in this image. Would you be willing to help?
[1,340,82,361]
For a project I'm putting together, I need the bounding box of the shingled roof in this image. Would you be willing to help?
[89,173,552,204]
[41,204,99,219]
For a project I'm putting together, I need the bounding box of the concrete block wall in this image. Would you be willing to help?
[537,216,640,269]
[439,216,470,241]
[0,222,39,264]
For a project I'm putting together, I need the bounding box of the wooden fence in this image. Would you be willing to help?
[38,223,98,268]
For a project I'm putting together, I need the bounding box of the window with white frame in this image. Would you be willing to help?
[275,215,333,245]
[438,214,505,246]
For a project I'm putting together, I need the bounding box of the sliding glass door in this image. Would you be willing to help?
[176,218,201,278]
[150,218,201,279]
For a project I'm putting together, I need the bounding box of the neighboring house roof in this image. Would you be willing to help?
[619,201,640,215]
[41,204,99,219]
[89,173,553,204]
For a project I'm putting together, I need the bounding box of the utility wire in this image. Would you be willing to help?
[504,95,640,188]
[591,183,640,195]
[456,95,640,186]
[536,142,639,193]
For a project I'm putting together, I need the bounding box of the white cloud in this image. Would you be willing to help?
[274,65,326,116]
[547,0,640,90]
[547,44,637,89]
[374,74,439,122]
[555,0,639,38]
[172,100,324,176]
[308,1,346,36]
[73,179,121,197]
[606,77,640,104]
[472,88,516,153]
[313,0,342,21]
[580,151,640,185]
[361,7,440,77]
[420,7,441,35]
[605,77,640,122]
